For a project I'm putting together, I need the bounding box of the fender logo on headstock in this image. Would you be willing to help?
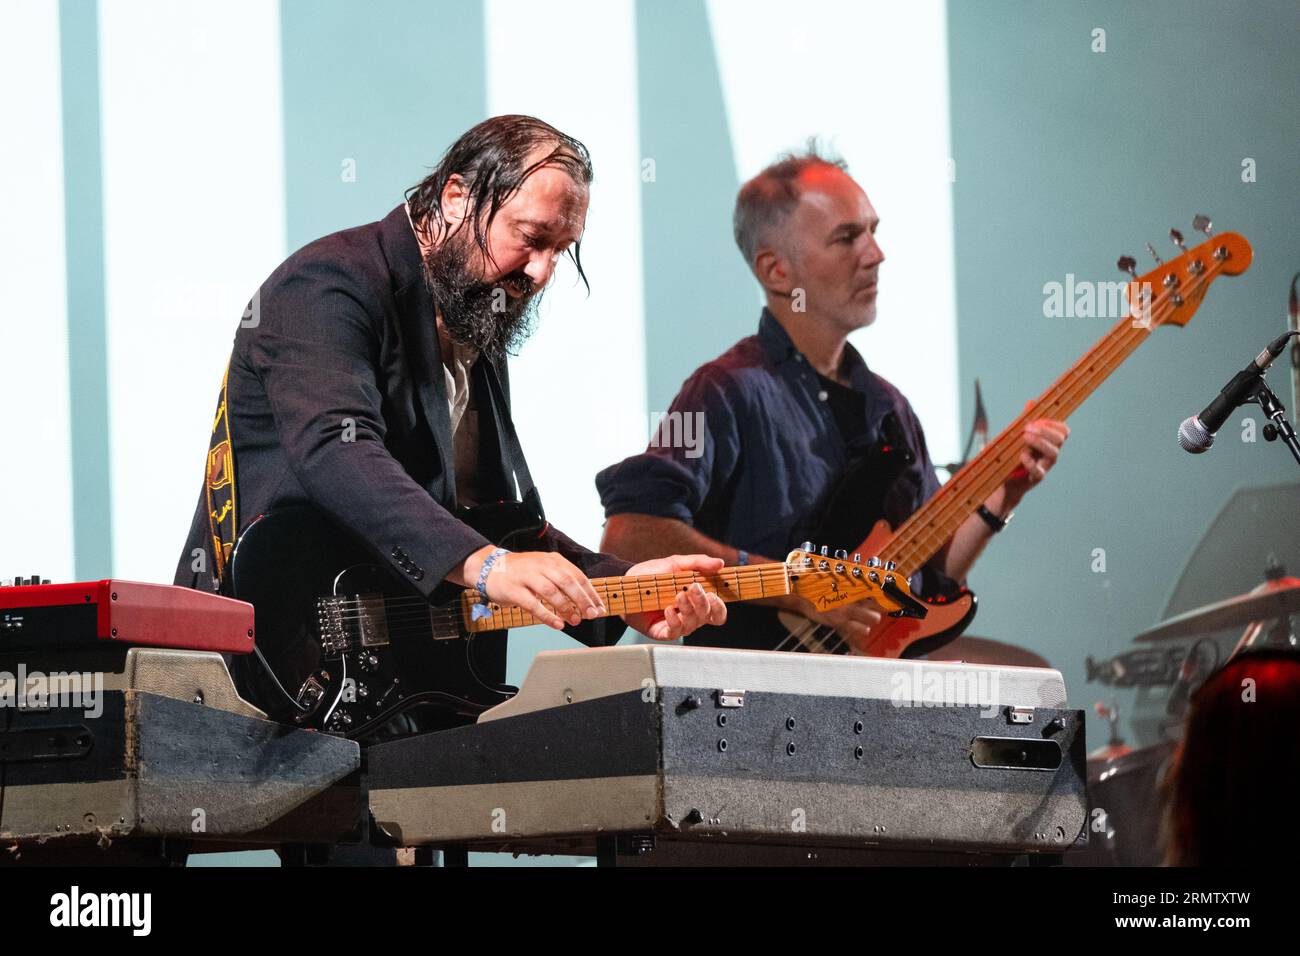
[816,581,851,609]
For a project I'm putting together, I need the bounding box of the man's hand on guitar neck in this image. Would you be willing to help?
[937,409,1069,583]
[622,554,729,641]
[456,548,606,630]
[602,514,887,652]
[454,546,727,639]
[1002,409,1070,508]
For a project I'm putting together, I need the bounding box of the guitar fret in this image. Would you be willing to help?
[463,564,792,632]
[885,314,1153,575]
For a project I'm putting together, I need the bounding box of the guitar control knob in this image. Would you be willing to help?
[356,683,369,699]
[359,653,379,671]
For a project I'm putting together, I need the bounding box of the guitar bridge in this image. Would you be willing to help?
[317,597,348,658]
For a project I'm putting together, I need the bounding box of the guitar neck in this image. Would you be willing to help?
[884,311,1155,577]
[461,563,792,633]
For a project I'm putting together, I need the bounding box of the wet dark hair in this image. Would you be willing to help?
[1162,648,1300,865]
[405,114,593,289]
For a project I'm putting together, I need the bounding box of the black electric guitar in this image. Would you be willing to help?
[227,492,925,738]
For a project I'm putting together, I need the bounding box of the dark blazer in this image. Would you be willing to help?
[175,203,630,651]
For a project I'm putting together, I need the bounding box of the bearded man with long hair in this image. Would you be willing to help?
[175,115,726,724]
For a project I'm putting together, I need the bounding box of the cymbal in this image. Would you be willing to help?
[1134,582,1300,644]
[925,635,1050,669]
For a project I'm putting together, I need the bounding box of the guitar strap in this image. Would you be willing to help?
[204,361,238,591]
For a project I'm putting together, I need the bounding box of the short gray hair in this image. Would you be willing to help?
[732,144,848,271]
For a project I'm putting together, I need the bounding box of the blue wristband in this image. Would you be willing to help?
[476,548,509,597]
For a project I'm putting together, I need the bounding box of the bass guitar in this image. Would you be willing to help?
[757,221,1252,659]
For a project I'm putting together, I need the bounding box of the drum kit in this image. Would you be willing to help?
[1078,572,1299,865]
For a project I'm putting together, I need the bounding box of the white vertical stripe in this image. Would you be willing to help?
[708,0,961,464]
[99,0,285,581]
[0,0,75,580]
[485,0,647,550]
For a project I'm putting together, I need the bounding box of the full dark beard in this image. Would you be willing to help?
[420,229,542,358]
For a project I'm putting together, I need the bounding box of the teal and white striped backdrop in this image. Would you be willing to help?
[4,0,1299,866]
[2,0,961,596]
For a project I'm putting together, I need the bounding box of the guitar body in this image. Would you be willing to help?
[766,519,977,659]
[227,493,548,737]
[807,412,976,659]
[851,519,977,659]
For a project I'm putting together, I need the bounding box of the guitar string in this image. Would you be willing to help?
[322,567,803,641]
[770,258,1226,656]
[331,569,796,630]
[324,566,795,618]
[324,560,908,645]
[327,577,804,644]
[888,261,1223,572]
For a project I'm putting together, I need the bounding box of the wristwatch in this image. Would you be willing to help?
[976,504,1013,533]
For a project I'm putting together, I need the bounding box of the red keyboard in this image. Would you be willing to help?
[0,579,254,654]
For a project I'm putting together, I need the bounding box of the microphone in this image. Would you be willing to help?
[1179,331,1298,453]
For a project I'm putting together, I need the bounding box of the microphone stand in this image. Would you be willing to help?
[1251,378,1300,468]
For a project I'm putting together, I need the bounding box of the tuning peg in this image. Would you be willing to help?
[866,557,882,568]
[1117,255,1137,278]
[852,553,862,563]
[819,545,829,557]
[1192,214,1213,237]
[1145,243,1164,266]
[834,549,848,560]
[1170,228,1188,253]
[800,541,813,552]
[885,561,897,571]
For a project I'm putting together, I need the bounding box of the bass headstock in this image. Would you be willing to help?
[1120,216,1252,330]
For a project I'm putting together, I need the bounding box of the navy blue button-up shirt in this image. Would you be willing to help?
[596,309,951,594]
